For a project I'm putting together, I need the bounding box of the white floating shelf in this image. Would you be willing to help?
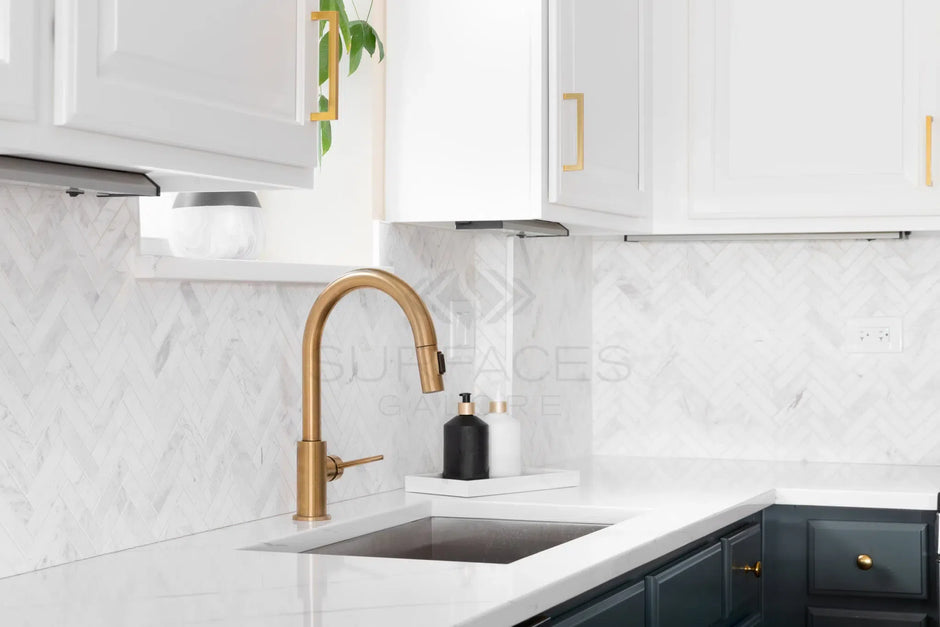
[133,255,388,285]
[404,468,580,498]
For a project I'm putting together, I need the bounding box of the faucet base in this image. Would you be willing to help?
[293,513,331,522]
[296,440,329,521]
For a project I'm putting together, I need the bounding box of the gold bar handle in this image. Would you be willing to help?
[927,115,934,187]
[310,11,339,121]
[563,93,584,172]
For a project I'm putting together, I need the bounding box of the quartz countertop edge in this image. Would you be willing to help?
[2,456,939,627]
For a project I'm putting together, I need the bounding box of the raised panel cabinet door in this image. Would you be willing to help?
[807,607,927,627]
[550,0,648,217]
[807,520,927,598]
[0,0,38,122]
[723,524,762,622]
[646,542,724,627]
[688,0,940,219]
[552,581,645,627]
[53,0,319,169]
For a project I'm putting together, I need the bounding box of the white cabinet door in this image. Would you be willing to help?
[53,0,319,169]
[688,0,940,220]
[0,0,38,122]
[550,0,647,218]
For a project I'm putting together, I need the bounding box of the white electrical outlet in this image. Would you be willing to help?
[845,317,903,353]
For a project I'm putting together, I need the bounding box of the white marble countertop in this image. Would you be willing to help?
[2,455,939,627]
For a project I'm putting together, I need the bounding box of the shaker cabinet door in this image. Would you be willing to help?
[53,0,319,169]
[550,0,647,218]
[687,0,940,220]
[552,581,645,627]
[647,542,724,627]
[0,0,39,122]
[807,607,927,627]
[724,524,762,622]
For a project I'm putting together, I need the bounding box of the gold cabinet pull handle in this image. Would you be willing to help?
[857,554,873,570]
[927,116,934,187]
[310,11,340,121]
[733,560,762,579]
[563,93,584,172]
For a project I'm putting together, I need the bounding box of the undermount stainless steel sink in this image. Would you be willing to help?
[304,517,608,564]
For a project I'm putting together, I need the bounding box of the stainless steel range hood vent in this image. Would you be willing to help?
[0,156,160,197]
[455,220,569,238]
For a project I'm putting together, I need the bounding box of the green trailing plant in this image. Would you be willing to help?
[318,0,385,156]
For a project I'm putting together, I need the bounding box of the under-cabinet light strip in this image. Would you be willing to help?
[624,232,908,243]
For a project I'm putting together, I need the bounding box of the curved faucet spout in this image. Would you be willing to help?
[295,268,446,521]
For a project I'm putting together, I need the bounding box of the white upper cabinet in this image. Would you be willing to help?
[54,0,317,169]
[386,0,651,233]
[550,0,647,218]
[0,0,38,122]
[690,0,938,219]
[0,0,323,191]
[653,0,940,234]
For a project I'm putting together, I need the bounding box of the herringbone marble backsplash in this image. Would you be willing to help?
[0,185,578,578]
[593,235,940,465]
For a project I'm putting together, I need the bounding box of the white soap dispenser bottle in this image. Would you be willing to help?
[484,399,522,477]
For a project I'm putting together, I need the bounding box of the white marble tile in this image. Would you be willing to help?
[0,188,524,578]
[512,236,594,467]
[593,235,940,464]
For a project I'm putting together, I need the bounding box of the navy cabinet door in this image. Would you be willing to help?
[647,542,724,627]
[807,607,927,626]
[723,524,762,622]
[808,521,927,599]
[553,581,645,627]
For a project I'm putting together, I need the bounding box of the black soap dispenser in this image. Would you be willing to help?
[443,393,489,480]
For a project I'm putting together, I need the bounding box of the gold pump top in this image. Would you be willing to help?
[457,392,475,415]
[489,400,507,413]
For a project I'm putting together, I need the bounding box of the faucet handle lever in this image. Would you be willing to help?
[326,454,384,481]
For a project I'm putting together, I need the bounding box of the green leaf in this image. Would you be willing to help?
[319,32,344,85]
[348,22,364,75]
[359,21,376,56]
[320,0,352,52]
[317,0,353,55]
[319,33,329,85]
[319,95,332,155]
[376,32,385,62]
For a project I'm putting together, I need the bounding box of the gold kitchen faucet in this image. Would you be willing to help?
[294,268,446,521]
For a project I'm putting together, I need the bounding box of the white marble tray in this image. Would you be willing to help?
[404,468,580,497]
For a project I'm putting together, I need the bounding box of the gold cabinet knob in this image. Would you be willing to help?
[857,554,873,570]
[733,560,762,579]
[326,454,384,481]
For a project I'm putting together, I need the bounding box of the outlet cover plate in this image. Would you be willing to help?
[845,317,903,353]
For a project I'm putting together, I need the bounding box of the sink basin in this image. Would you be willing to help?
[304,516,608,564]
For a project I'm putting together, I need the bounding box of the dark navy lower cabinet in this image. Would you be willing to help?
[807,607,927,627]
[520,514,763,627]
[724,524,762,623]
[763,506,937,627]
[647,542,724,627]
[808,520,928,599]
[551,581,645,627]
